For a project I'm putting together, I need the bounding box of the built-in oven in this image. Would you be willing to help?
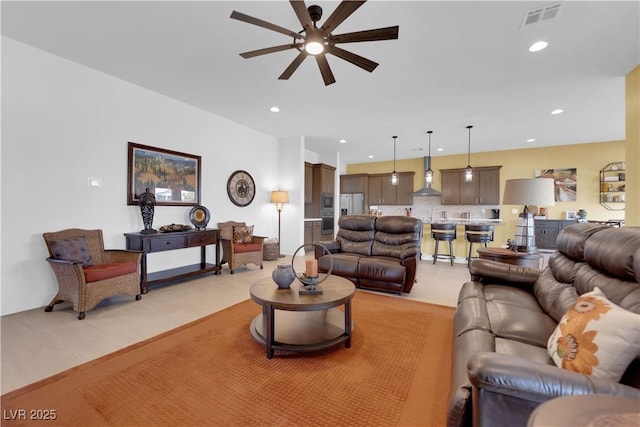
[321,214,334,235]
[321,193,334,210]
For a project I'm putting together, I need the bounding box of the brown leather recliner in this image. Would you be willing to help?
[448,224,640,427]
[315,215,422,294]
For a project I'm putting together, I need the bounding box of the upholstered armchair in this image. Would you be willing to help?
[218,221,265,273]
[43,228,142,319]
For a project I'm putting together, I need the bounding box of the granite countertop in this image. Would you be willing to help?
[421,218,504,225]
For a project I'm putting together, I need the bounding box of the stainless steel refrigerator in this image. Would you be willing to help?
[339,193,365,216]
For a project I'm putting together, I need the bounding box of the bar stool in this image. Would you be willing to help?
[465,224,494,267]
[431,223,456,266]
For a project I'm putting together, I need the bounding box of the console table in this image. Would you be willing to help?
[124,229,221,293]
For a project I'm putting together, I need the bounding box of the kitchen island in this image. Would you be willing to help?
[420,217,504,263]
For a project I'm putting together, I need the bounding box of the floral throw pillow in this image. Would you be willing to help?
[50,237,94,267]
[232,225,254,244]
[547,287,640,382]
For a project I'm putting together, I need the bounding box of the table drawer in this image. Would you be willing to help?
[187,233,217,247]
[149,235,187,252]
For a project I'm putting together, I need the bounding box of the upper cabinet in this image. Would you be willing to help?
[304,162,313,204]
[340,174,368,194]
[600,162,625,211]
[395,172,415,205]
[304,163,336,217]
[440,166,501,205]
[316,163,335,194]
[368,172,414,205]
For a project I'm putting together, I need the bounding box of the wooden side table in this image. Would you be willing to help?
[477,247,544,269]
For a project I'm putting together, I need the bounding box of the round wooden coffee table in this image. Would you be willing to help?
[249,275,356,359]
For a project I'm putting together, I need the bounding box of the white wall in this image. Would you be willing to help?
[1,37,303,315]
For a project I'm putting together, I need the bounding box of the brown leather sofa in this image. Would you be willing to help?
[314,215,422,294]
[448,223,640,427]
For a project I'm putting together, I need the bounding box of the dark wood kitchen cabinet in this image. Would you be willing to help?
[304,220,331,244]
[313,163,335,195]
[305,163,336,217]
[304,162,313,204]
[340,174,368,194]
[367,172,414,205]
[395,173,415,204]
[535,219,576,250]
[440,166,501,205]
[368,174,397,205]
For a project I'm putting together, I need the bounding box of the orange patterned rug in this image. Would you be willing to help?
[1,291,453,426]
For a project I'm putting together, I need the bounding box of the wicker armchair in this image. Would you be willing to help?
[218,221,265,274]
[43,228,142,319]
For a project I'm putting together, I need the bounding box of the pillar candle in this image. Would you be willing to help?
[305,258,318,278]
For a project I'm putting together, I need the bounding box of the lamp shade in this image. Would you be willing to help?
[270,190,289,204]
[502,178,555,206]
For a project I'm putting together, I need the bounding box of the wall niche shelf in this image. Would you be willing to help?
[600,162,625,211]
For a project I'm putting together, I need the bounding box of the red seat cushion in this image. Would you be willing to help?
[83,262,137,283]
[233,243,261,253]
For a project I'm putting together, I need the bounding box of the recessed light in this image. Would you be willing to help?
[269,106,280,113]
[527,138,536,143]
[339,139,347,144]
[436,148,444,152]
[551,109,563,115]
[368,155,374,159]
[529,41,548,52]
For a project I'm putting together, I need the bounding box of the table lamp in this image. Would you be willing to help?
[502,178,555,253]
[270,190,289,258]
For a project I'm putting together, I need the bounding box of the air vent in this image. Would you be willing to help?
[521,3,562,29]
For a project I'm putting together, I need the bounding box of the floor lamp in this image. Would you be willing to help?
[270,190,289,258]
[502,178,555,253]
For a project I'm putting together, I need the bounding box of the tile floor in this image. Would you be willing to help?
[1,256,472,394]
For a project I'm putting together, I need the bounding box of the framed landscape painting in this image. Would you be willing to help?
[127,142,201,206]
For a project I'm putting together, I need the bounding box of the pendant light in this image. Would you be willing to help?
[425,131,434,184]
[391,135,399,186]
[465,125,473,182]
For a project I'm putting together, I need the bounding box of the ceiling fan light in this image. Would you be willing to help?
[305,40,324,55]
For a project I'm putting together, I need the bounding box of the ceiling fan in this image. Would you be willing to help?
[230,0,399,86]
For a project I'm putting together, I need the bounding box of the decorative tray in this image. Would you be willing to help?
[159,224,193,233]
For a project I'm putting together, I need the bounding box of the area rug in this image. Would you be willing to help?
[1,291,454,426]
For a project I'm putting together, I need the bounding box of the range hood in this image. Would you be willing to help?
[412,156,441,196]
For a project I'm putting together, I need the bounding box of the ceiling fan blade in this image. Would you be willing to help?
[316,54,336,86]
[240,43,302,59]
[320,1,366,35]
[289,0,314,32]
[279,51,308,80]
[230,10,304,40]
[327,46,378,73]
[330,26,399,44]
